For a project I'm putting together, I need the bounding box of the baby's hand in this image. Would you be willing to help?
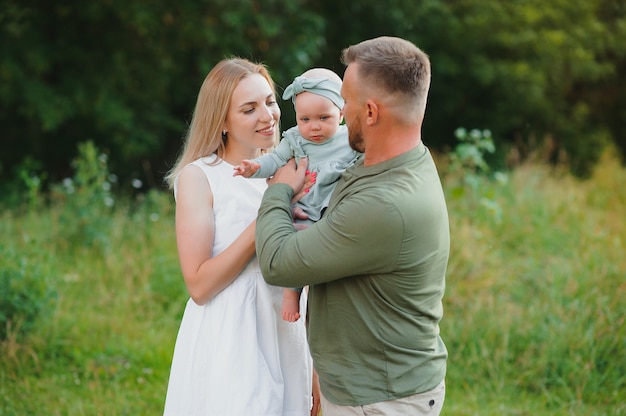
[233,160,260,177]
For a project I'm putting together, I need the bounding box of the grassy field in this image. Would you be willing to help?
[1,148,624,415]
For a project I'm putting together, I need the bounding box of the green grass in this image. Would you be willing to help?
[1,151,624,415]
[0,189,183,415]
[442,151,626,415]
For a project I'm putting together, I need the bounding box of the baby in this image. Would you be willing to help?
[234,68,361,322]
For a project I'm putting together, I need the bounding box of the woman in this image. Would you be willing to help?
[163,58,318,415]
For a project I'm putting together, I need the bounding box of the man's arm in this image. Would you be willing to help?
[256,163,402,288]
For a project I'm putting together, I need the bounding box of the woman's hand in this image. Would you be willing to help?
[292,167,317,204]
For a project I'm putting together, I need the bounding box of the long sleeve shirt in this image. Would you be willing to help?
[256,142,450,406]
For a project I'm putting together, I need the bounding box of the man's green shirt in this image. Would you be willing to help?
[256,143,450,406]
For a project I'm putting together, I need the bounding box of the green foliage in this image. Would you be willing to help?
[50,141,117,252]
[0,247,56,341]
[1,0,625,190]
[0,0,325,188]
[1,147,625,413]
[0,157,182,414]
[446,127,505,223]
[392,0,625,174]
[1,156,48,211]
[442,149,626,415]
[449,127,495,176]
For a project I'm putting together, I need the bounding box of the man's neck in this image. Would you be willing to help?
[363,126,422,167]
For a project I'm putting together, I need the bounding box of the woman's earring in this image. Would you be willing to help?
[222,130,227,138]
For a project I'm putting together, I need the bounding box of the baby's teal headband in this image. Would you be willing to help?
[282,76,344,110]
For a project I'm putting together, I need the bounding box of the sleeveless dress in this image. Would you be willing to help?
[164,156,312,416]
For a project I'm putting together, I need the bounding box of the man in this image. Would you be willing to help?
[256,36,450,415]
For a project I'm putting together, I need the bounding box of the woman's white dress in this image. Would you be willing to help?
[164,156,312,416]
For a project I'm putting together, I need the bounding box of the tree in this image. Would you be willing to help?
[0,0,324,189]
[1,0,624,194]
[306,0,626,176]
[428,0,626,176]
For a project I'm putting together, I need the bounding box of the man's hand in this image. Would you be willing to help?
[311,368,321,416]
[267,157,309,192]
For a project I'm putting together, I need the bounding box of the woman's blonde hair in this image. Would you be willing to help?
[165,58,278,189]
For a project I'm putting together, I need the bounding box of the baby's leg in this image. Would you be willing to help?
[281,288,302,322]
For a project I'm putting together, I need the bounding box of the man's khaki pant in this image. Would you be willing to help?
[320,380,445,415]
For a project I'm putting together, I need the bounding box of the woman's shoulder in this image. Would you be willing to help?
[174,161,212,201]
[175,155,226,190]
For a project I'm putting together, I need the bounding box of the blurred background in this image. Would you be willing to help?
[1,1,625,414]
[1,0,625,194]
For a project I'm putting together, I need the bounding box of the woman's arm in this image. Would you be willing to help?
[175,164,256,305]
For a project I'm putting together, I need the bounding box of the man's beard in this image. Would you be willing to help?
[348,117,364,153]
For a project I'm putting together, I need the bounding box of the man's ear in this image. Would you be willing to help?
[365,99,379,126]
